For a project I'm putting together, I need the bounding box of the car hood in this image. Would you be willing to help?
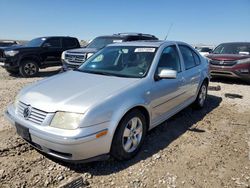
[207,54,250,61]
[19,71,140,113]
[2,45,39,51]
[66,47,99,54]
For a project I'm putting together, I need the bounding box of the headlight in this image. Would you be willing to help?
[4,50,19,56]
[61,51,66,60]
[87,53,94,59]
[50,112,83,130]
[237,58,250,64]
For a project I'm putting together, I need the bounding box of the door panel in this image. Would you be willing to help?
[40,38,63,65]
[150,45,187,125]
[178,45,201,99]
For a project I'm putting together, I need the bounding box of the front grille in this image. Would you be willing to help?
[210,60,237,66]
[65,53,86,65]
[17,101,47,125]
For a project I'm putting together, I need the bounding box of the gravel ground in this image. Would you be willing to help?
[0,67,249,188]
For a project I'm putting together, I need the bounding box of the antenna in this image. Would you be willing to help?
[164,23,174,40]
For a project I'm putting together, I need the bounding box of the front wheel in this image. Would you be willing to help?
[19,60,39,77]
[111,110,147,160]
[193,81,208,109]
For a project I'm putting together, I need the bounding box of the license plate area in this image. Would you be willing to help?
[15,123,31,142]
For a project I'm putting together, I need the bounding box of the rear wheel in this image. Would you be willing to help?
[193,81,208,109]
[19,60,39,77]
[111,110,147,160]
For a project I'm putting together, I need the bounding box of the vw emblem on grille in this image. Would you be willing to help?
[23,106,32,119]
[219,61,224,64]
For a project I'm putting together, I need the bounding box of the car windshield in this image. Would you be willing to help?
[78,46,157,78]
[0,42,16,47]
[87,37,123,49]
[25,37,46,47]
[213,43,250,54]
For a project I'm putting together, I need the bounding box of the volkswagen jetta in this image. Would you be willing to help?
[5,41,209,162]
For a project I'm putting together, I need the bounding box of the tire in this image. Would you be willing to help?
[193,81,208,109]
[19,60,39,77]
[6,68,19,75]
[111,110,147,161]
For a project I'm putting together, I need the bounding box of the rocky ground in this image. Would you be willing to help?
[0,67,249,188]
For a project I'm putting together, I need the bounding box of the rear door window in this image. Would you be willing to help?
[179,45,196,70]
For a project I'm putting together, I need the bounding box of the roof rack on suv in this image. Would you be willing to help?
[114,33,156,38]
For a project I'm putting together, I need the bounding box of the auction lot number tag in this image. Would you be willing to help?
[135,48,155,52]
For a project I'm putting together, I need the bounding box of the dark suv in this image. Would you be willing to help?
[0,36,80,77]
[61,33,158,70]
[207,42,250,83]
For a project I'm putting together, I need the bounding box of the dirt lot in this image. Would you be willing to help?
[0,67,249,188]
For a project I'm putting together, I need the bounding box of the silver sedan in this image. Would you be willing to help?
[5,41,209,162]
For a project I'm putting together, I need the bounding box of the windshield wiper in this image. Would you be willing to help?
[74,69,115,76]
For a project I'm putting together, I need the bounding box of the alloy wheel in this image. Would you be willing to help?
[122,117,143,153]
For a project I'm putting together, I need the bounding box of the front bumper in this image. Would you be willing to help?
[210,63,250,81]
[0,56,19,69]
[4,105,112,161]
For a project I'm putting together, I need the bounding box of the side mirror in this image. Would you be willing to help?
[157,69,177,80]
[43,43,51,48]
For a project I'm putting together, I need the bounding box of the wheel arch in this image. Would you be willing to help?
[18,55,41,67]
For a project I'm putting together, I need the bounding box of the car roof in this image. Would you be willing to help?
[36,36,77,39]
[219,42,250,45]
[107,40,189,47]
[94,33,158,39]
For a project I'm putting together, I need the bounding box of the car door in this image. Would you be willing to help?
[178,45,201,99]
[40,37,62,66]
[150,45,186,126]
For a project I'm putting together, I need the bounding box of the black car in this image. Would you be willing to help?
[61,33,158,70]
[0,36,80,77]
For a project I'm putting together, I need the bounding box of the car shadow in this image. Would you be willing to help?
[49,94,222,175]
[211,77,249,85]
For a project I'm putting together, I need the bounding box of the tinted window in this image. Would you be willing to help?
[193,51,201,65]
[63,38,78,48]
[87,37,123,49]
[26,37,45,47]
[157,46,181,73]
[45,38,61,48]
[213,43,250,54]
[179,45,196,70]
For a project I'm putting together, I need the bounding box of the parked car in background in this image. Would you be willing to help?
[5,40,209,162]
[195,46,213,57]
[61,33,158,71]
[207,42,250,83]
[0,36,80,77]
[0,40,19,48]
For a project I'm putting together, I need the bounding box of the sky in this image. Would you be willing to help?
[0,0,249,45]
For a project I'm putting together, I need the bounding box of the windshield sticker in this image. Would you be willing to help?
[113,40,123,43]
[135,48,155,53]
